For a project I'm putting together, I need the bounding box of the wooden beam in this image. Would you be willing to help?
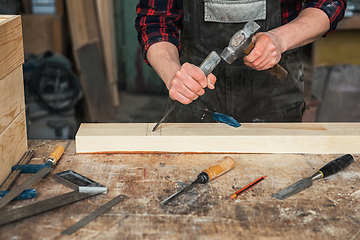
[0,110,28,186]
[0,66,25,134]
[0,15,24,80]
[76,123,360,154]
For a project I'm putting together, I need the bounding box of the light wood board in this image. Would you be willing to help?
[0,66,25,134]
[76,122,360,154]
[0,110,28,186]
[0,15,24,80]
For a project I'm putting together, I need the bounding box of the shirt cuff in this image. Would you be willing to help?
[303,0,346,36]
[142,37,181,66]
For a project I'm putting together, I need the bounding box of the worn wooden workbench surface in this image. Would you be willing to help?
[0,140,359,240]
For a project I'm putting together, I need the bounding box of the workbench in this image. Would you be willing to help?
[0,140,359,239]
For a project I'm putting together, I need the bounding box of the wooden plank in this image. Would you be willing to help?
[0,110,28,186]
[75,42,115,122]
[21,14,64,55]
[65,0,89,48]
[95,0,119,106]
[76,122,360,154]
[0,15,24,80]
[0,67,25,135]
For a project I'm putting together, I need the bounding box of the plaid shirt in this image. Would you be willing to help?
[136,0,346,63]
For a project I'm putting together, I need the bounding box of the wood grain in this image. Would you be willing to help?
[76,122,360,154]
[0,66,25,134]
[0,140,359,239]
[0,15,24,80]
[0,110,28,186]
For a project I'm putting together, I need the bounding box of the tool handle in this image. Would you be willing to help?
[203,156,235,181]
[318,154,354,179]
[243,42,288,81]
[46,145,65,166]
[199,51,221,76]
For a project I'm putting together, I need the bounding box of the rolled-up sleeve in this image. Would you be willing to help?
[303,0,347,35]
[135,0,183,64]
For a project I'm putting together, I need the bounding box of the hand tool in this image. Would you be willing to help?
[152,51,221,132]
[0,145,65,210]
[0,170,107,226]
[153,20,287,132]
[230,176,266,199]
[54,170,107,194]
[62,194,127,235]
[195,98,241,128]
[220,20,288,81]
[272,154,354,200]
[0,189,37,200]
[0,150,35,191]
[161,156,235,205]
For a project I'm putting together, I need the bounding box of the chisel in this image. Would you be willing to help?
[0,145,65,210]
[152,51,221,132]
[272,154,354,200]
[161,156,235,205]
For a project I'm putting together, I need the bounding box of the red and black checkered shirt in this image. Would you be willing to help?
[136,0,346,63]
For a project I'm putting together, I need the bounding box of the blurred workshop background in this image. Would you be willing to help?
[0,0,359,140]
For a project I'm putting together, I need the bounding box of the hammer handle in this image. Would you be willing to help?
[244,42,288,81]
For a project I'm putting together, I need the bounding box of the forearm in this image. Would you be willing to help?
[271,7,330,53]
[147,42,182,90]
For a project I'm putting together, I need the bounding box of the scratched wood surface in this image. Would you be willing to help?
[0,140,359,240]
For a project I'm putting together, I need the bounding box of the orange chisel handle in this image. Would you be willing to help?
[244,42,288,81]
[46,145,65,167]
[202,156,235,181]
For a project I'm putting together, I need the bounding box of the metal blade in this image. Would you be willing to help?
[0,166,52,210]
[62,194,127,235]
[0,190,103,226]
[272,178,313,200]
[161,182,197,205]
[152,101,178,132]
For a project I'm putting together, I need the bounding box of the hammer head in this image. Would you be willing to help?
[220,20,261,64]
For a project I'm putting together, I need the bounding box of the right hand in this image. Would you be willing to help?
[167,62,217,104]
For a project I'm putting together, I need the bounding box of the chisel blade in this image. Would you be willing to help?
[272,177,312,200]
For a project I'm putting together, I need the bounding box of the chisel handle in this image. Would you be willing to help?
[203,156,235,181]
[46,145,65,167]
[244,42,288,81]
[317,154,354,179]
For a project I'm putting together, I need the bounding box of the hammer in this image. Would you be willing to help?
[220,20,288,81]
[152,20,287,132]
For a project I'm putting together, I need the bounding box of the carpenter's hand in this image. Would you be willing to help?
[243,32,282,71]
[168,62,217,104]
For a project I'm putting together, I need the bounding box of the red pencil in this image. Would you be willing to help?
[230,176,266,199]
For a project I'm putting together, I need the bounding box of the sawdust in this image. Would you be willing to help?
[160,185,219,215]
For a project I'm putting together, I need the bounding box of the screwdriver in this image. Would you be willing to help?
[161,156,235,205]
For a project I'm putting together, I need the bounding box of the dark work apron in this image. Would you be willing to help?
[165,0,305,123]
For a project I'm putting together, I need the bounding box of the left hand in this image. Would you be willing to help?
[243,32,282,71]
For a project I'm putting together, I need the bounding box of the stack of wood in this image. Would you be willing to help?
[65,0,119,122]
[0,15,28,186]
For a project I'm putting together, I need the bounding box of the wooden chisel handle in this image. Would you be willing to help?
[46,145,65,166]
[203,156,235,181]
[244,42,288,81]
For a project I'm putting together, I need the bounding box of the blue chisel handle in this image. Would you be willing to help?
[0,189,37,200]
[212,112,241,128]
[12,163,51,173]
